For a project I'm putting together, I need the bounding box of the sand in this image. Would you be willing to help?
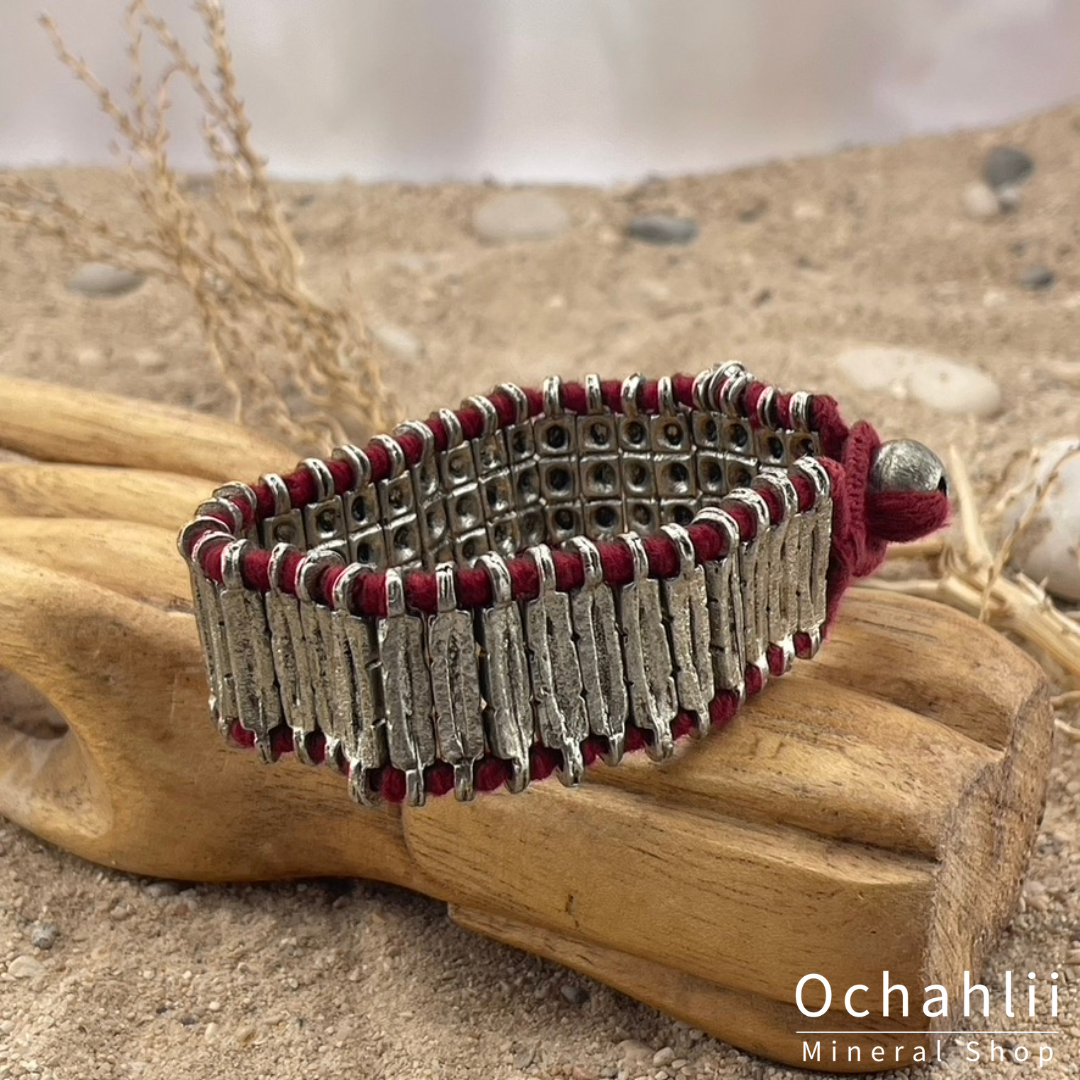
[2,102,1080,1079]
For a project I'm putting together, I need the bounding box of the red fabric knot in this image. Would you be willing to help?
[867,489,951,544]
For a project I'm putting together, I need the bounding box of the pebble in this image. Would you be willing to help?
[960,181,1001,220]
[1001,437,1080,601]
[560,982,589,1005]
[472,190,570,243]
[144,880,180,898]
[836,345,1002,417]
[791,200,824,221]
[513,1048,535,1070]
[616,1040,653,1064]
[67,262,146,297]
[652,1047,676,1067]
[371,323,423,364]
[1020,264,1055,291]
[30,924,58,950]
[983,146,1034,191]
[625,214,699,246]
[8,955,45,980]
[75,346,106,369]
[204,1022,220,1042]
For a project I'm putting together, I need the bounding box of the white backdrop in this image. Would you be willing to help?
[2,0,1078,183]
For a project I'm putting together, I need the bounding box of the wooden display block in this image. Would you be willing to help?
[0,376,1052,1071]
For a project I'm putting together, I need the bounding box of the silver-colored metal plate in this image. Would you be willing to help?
[477,559,534,792]
[661,541,714,722]
[219,576,283,757]
[618,537,677,759]
[262,508,304,550]
[524,547,587,783]
[378,606,437,780]
[265,588,318,750]
[569,571,627,757]
[190,569,234,732]
[334,609,387,802]
[429,608,485,772]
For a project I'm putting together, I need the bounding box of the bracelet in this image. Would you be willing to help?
[178,362,949,807]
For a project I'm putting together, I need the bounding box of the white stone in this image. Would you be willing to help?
[472,190,570,243]
[8,955,45,980]
[371,323,423,364]
[960,181,1000,220]
[75,346,106,369]
[652,1046,676,1067]
[67,263,146,297]
[836,346,1002,417]
[791,200,824,221]
[1001,437,1080,601]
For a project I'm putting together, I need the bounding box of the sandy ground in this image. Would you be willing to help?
[2,102,1080,1079]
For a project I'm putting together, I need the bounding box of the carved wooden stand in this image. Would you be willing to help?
[0,376,1051,1072]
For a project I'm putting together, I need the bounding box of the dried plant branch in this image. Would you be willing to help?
[872,447,1080,693]
[0,0,396,454]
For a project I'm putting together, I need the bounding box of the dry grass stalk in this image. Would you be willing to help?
[871,447,1080,735]
[0,0,395,453]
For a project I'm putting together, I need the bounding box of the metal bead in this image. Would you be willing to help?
[870,440,948,496]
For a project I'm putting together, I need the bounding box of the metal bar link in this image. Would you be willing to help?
[524,545,588,785]
[660,524,715,729]
[330,565,387,806]
[618,533,678,760]
[378,568,437,807]
[476,553,534,793]
[566,537,627,765]
[759,471,799,674]
[726,490,772,686]
[295,549,342,757]
[792,457,833,655]
[218,539,283,761]
[264,543,319,764]
[428,564,485,801]
[693,507,746,700]
[180,518,235,733]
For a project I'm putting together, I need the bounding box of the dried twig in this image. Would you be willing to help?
[0,0,395,453]
[872,447,1080,693]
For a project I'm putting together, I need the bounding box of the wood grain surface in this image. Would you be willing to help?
[0,378,1052,1072]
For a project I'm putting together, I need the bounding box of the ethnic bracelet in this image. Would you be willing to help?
[178,362,949,808]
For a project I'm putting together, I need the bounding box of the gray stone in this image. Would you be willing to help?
[983,146,1034,191]
[30,923,58,950]
[8,955,45,979]
[960,181,1000,220]
[1020,265,1055,291]
[472,191,570,243]
[626,214,699,245]
[652,1047,676,1067]
[67,262,146,297]
[559,982,589,1005]
[836,346,1002,417]
[1001,438,1080,601]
